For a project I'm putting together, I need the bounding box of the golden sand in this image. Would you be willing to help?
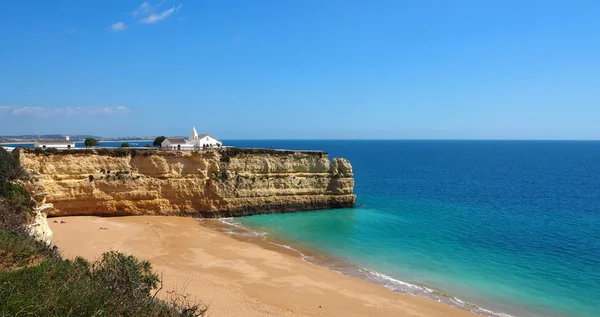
[49,216,476,317]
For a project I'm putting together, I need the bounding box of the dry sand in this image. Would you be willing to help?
[49,216,476,317]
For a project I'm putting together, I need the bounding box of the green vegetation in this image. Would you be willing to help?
[24,147,157,158]
[0,149,32,233]
[153,136,167,147]
[121,142,130,147]
[0,147,206,316]
[211,171,229,181]
[222,147,327,158]
[30,147,95,156]
[84,137,99,148]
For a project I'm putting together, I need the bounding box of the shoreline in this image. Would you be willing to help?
[49,215,478,317]
[202,218,516,317]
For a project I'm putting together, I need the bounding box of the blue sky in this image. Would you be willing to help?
[1,1,599,139]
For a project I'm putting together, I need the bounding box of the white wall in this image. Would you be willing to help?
[161,139,194,149]
[192,136,222,148]
[33,142,75,149]
[160,139,173,148]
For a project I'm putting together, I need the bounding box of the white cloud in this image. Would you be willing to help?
[132,1,153,17]
[139,5,182,24]
[0,106,130,117]
[111,22,127,32]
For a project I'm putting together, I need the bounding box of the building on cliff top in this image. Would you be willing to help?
[34,136,75,149]
[161,127,222,150]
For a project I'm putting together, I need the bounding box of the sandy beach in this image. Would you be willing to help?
[49,216,476,317]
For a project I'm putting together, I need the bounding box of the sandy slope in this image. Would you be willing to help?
[49,216,476,317]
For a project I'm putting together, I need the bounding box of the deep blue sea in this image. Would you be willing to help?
[221,140,600,317]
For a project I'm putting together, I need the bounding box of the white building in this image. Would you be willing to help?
[187,127,222,149]
[161,127,222,150]
[161,137,194,150]
[34,136,76,149]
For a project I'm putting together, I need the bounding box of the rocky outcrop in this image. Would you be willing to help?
[17,149,355,217]
[27,203,53,245]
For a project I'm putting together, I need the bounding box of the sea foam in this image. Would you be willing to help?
[207,217,515,317]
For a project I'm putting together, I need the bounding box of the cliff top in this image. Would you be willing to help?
[17,147,328,158]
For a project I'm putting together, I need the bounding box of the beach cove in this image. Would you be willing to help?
[49,215,475,317]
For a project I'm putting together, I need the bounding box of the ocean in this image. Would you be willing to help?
[222,140,600,317]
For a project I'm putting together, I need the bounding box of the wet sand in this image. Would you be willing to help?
[49,216,476,317]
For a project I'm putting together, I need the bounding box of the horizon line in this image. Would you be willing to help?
[3,137,600,143]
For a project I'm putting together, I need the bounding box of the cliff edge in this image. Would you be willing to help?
[16,148,356,217]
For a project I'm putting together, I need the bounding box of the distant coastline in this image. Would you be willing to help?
[0,134,158,143]
[0,139,153,145]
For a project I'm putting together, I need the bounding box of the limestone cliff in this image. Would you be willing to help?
[16,148,355,217]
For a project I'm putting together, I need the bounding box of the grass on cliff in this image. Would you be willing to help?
[0,147,206,316]
[22,147,159,157]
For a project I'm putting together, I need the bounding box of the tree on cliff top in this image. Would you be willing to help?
[84,138,99,148]
[153,136,166,147]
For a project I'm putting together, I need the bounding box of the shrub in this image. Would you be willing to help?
[130,149,157,158]
[211,171,229,181]
[45,147,59,155]
[95,148,131,158]
[0,148,32,235]
[0,199,29,235]
[84,138,99,148]
[153,136,167,147]
[0,148,27,183]
[121,142,130,147]
[32,147,45,155]
[113,148,129,157]
[220,152,231,163]
[222,147,327,157]
[0,182,31,209]
[0,238,206,316]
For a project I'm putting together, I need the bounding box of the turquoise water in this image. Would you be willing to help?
[224,140,600,317]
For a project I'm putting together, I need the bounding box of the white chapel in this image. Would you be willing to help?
[161,127,222,150]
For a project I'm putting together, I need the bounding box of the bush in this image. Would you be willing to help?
[121,142,130,147]
[0,148,32,235]
[96,148,131,157]
[25,148,94,156]
[222,147,326,158]
[113,148,129,157]
[84,138,99,148]
[44,147,59,155]
[211,171,229,181]
[0,236,206,316]
[153,136,167,147]
[130,149,157,158]
[0,199,29,235]
[0,182,31,209]
[0,148,27,183]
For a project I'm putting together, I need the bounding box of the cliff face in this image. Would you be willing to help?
[17,149,355,217]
